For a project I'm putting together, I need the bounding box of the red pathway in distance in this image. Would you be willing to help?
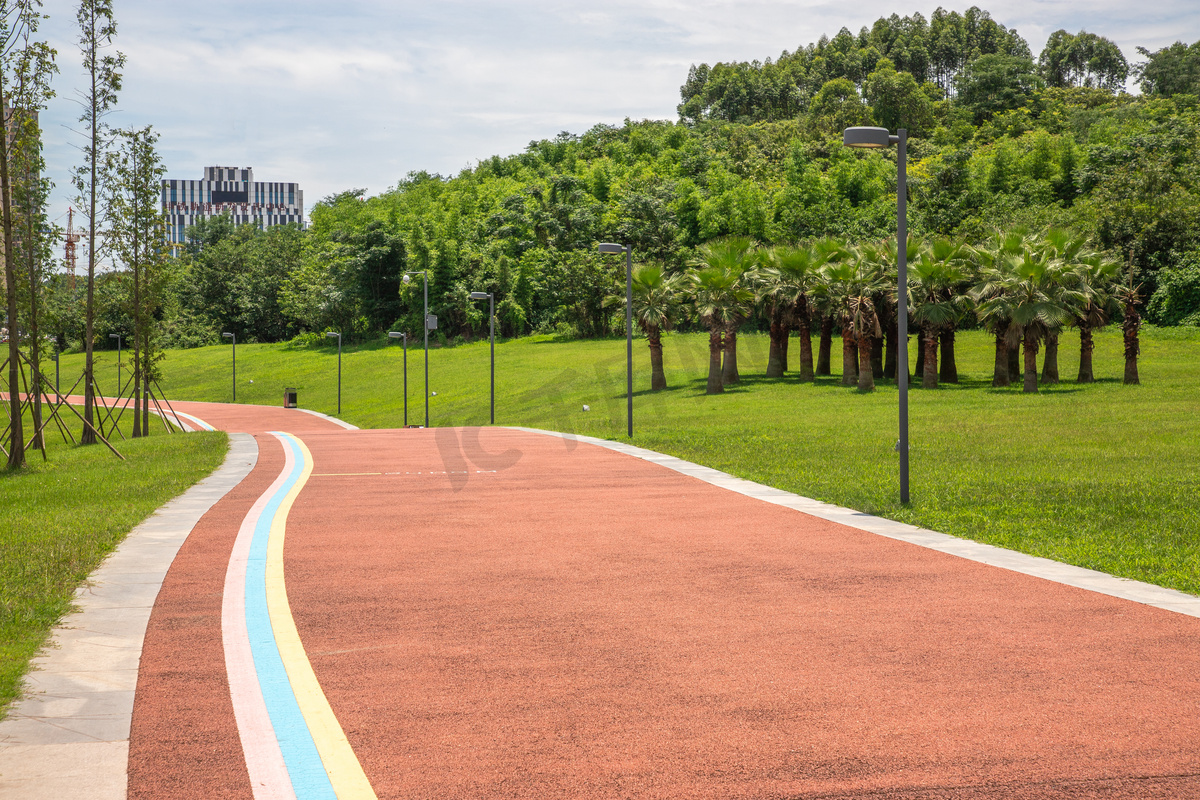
[127,403,1200,799]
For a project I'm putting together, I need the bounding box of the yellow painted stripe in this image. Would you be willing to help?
[266,434,379,799]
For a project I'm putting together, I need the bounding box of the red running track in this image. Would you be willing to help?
[128,406,1200,799]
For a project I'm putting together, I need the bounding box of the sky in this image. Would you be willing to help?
[36,0,1200,235]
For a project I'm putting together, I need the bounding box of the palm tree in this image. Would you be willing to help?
[753,247,796,378]
[824,249,887,391]
[972,229,1034,387]
[608,264,681,391]
[810,238,850,378]
[907,240,972,389]
[1115,265,1142,385]
[1036,228,1092,384]
[977,247,1080,393]
[756,241,832,381]
[1067,252,1121,383]
[690,238,755,394]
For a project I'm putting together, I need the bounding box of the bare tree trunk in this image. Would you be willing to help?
[992,329,1010,387]
[857,332,876,392]
[648,328,666,391]
[922,328,939,389]
[0,80,25,467]
[1076,326,1094,384]
[1041,331,1060,384]
[706,327,723,394]
[939,329,958,383]
[840,324,857,387]
[817,315,832,376]
[766,311,786,378]
[1123,306,1140,385]
[1023,331,1040,393]
[721,327,740,385]
[797,316,814,382]
[883,320,897,380]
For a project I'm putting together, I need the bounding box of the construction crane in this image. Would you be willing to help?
[64,207,80,291]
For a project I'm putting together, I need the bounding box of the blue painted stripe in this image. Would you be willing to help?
[246,434,337,798]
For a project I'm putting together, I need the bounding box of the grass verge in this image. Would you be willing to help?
[0,415,227,717]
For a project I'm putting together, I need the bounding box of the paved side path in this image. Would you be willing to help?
[0,403,350,799]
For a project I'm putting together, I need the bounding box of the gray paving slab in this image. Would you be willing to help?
[512,427,1200,619]
[0,433,260,799]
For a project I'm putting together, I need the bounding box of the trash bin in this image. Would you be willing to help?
[283,388,297,408]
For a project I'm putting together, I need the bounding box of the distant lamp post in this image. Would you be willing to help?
[54,342,60,393]
[222,332,236,402]
[403,271,432,427]
[326,331,342,415]
[388,331,408,426]
[598,242,633,438]
[109,333,123,391]
[844,125,909,503]
[469,291,495,424]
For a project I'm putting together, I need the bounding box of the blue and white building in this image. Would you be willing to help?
[161,166,304,244]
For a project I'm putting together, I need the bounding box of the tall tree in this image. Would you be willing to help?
[1,0,55,468]
[690,238,754,395]
[72,0,123,446]
[106,125,167,436]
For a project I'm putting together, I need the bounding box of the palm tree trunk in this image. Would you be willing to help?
[857,332,875,391]
[922,328,939,389]
[706,327,724,394]
[780,326,790,373]
[870,336,884,379]
[1076,326,1094,384]
[797,318,814,382]
[840,324,857,387]
[914,332,925,381]
[1023,331,1039,393]
[766,312,785,378]
[939,329,958,383]
[1041,332,1060,384]
[883,321,897,379]
[1123,304,1140,385]
[1007,341,1021,383]
[817,316,832,376]
[992,329,1010,387]
[648,327,666,391]
[722,327,740,385]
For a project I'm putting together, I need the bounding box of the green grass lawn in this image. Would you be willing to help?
[0,402,227,716]
[60,325,1200,602]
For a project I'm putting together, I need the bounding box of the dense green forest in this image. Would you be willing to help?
[49,7,1200,350]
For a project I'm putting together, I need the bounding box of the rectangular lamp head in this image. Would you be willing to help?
[469,292,489,300]
[598,243,625,254]
[387,331,405,339]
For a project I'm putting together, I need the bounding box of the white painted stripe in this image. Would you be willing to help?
[222,445,298,800]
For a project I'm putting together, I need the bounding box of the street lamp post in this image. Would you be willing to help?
[469,292,495,424]
[54,343,60,394]
[109,334,122,392]
[403,271,431,427]
[222,332,236,402]
[326,331,342,415]
[598,242,633,438]
[843,126,909,503]
[388,331,408,426]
